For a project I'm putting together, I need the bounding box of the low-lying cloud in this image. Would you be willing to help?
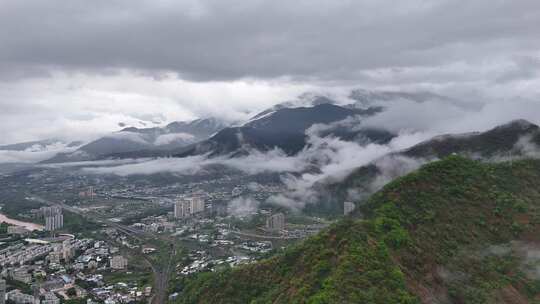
[369,155,431,193]
[0,142,81,164]
[227,196,260,218]
[513,134,540,159]
[361,97,540,135]
[483,242,540,280]
[81,148,304,176]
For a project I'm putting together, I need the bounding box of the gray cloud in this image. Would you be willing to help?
[1,0,539,82]
[483,242,540,280]
[0,73,310,144]
[80,148,304,176]
[1,0,540,153]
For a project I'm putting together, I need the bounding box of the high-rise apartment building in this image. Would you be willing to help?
[265,213,285,231]
[174,196,205,219]
[42,206,63,231]
[174,200,187,218]
[343,201,356,216]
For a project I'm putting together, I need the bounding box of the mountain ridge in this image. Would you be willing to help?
[175,103,389,157]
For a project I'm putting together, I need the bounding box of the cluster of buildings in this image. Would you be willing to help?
[179,250,253,276]
[71,240,128,272]
[130,215,176,234]
[5,288,56,304]
[0,233,139,304]
[0,242,52,267]
[0,238,92,304]
[2,288,62,304]
[72,239,152,304]
[90,284,152,304]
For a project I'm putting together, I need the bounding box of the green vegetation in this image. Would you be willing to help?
[66,287,77,297]
[0,195,43,220]
[61,211,103,236]
[175,156,540,303]
[5,277,32,294]
[103,271,151,287]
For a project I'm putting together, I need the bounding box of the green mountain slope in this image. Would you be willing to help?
[312,119,540,217]
[176,156,540,304]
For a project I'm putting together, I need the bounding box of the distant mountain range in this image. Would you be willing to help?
[38,91,408,163]
[41,117,227,163]
[2,89,486,164]
[403,119,540,159]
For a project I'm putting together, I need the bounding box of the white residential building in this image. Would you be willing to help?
[110,256,128,270]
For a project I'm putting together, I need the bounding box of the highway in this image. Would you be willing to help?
[231,230,302,240]
[29,195,176,304]
[151,243,176,304]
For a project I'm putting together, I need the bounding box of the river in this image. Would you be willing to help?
[0,213,44,231]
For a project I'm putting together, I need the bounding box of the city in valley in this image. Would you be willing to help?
[0,167,340,304]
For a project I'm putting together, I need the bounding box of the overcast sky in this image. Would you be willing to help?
[1,0,539,144]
